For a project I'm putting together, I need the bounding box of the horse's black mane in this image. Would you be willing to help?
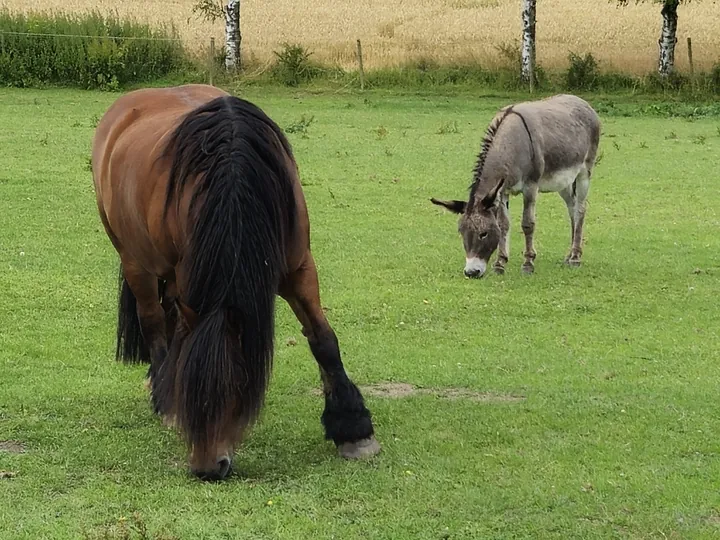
[160,95,297,446]
[163,95,296,313]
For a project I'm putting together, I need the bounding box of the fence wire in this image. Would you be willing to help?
[0,30,183,42]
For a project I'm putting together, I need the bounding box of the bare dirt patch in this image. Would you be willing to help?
[312,382,524,403]
[0,440,26,454]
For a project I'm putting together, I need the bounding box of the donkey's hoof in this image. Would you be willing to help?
[565,258,582,268]
[338,436,381,460]
[493,265,506,275]
[521,264,535,275]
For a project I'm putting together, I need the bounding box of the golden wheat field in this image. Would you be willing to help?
[3,0,720,73]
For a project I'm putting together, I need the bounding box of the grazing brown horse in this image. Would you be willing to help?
[92,84,380,480]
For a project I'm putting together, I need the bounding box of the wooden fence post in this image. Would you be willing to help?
[356,39,365,91]
[209,37,215,85]
[686,37,694,77]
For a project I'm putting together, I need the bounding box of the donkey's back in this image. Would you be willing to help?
[513,94,601,188]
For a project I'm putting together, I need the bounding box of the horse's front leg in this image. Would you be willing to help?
[280,254,380,460]
[121,260,170,417]
[521,186,538,274]
[494,196,510,275]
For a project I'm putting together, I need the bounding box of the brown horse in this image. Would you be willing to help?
[92,84,380,480]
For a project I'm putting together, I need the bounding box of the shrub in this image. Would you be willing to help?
[271,43,318,87]
[643,70,690,93]
[565,52,599,91]
[709,63,720,94]
[0,9,186,89]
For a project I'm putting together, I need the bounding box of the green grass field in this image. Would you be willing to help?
[1,86,720,539]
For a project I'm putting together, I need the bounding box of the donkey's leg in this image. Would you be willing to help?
[494,196,510,274]
[558,186,577,264]
[568,169,591,266]
[521,186,538,274]
[122,260,169,416]
[280,254,380,460]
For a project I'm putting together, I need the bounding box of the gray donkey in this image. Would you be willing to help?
[431,94,600,278]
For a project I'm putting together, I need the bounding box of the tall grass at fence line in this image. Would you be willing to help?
[0,9,186,89]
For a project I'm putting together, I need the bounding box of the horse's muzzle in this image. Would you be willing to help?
[192,456,232,481]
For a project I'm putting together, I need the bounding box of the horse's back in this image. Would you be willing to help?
[92,85,230,275]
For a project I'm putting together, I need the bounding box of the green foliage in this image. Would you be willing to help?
[284,114,315,137]
[709,62,720,93]
[565,52,599,90]
[191,0,225,23]
[271,43,319,87]
[0,10,185,90]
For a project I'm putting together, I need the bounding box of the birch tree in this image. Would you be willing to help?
[192,0,241,70]
[224,0,241,70]
[521,0,537,90]
[618,0,688,78]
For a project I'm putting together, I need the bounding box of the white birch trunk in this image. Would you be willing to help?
[521,0,536,89]
[658,1,678,77]
[224,0,240,70]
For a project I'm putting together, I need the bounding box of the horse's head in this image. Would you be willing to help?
[431,179,504,278]
[172,299,251,481]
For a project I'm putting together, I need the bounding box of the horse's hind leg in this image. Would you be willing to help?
[280,255,380,460]
[121,259,169,416]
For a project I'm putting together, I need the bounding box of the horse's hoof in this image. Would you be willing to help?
[338,436,381,460]
[521,264,535,275]
[143,377,152,391]
[493,265,505,275]
[162,414,178,428]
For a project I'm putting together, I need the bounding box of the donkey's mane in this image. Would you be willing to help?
[468,106,515,203]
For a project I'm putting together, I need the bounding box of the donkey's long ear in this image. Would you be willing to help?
[431,198,467,214]
[481,179,505,209]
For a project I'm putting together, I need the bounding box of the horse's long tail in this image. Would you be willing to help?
[116,265,150,364]
[166,95,296,449]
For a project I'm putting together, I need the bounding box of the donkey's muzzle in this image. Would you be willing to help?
[464,257,487,278]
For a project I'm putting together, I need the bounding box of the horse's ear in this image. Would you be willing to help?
[431,198,466,214]
[176,299,198,330]
[481,179,505,209]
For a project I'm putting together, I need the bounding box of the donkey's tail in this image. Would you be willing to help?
[116,265,150,364]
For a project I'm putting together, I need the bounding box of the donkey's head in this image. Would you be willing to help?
[431,179,504,278]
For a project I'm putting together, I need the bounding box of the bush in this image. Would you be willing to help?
[643,70,690,93]
[708,63,720,94]
[0,10,186,89]
[271,43,318,87]
[565,52,599,91]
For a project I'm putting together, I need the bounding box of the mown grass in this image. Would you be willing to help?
[1,86,720,539]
